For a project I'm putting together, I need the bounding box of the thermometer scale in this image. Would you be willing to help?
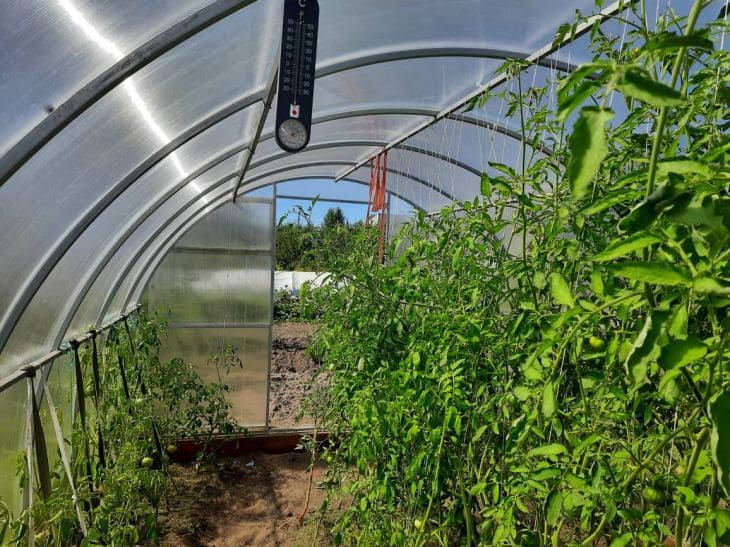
[275,0,319,153]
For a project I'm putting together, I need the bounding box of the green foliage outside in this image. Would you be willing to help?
[0,312,244,546]
[307,2,730,545]
[276,204,367,271]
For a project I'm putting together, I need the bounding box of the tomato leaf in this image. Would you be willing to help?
[616,66,685,107]
[646,31,714,52]
[658,337,708,370]
[709,392,730,497]
[567,107,615,200]
[550,272,575,307]
[592,233,662,262]
[608,261,691,286]
[694,277,730,295]
[480,173,491,197]
[528,444,567,458]
[542,382,558,419]
[545,490,563,526]
[624,311,670,386]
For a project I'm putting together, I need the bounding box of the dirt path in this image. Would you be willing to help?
[157,452,332,546]
[269,323,325,428]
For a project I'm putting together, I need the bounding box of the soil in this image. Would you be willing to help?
[152,323,333,545]
[155,452,335,547]
[269,323,327,428]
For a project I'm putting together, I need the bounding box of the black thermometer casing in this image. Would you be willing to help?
[275,0,320,153]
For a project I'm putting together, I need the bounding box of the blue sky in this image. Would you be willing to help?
[269,178,413,226]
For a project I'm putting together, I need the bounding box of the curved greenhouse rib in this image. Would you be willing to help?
[116,177,422,321]
[0,35,571,356]
[56,135,462,349]
[0,0,262,187]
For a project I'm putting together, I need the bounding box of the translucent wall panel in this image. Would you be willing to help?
[0,381,27,513]
[0,154,244,375]
[177,200,275,252]
[40,355,74,473]
[316,0,596,66]
[62,155,243,338]
[149,252,273,326]
[158,327,270,427]
[83,175,243,329]
[0,2,278,373]
[147,199,274,427]
[0,0,202,155]
[275,179,371,202]
[248,145,380,180]
[105,190,236,320]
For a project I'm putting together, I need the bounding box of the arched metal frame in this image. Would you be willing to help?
[57,137,463,342]
[0,0,634,370]
[96,163,439,327]
[0,50,564,356]
[107,175,421,323]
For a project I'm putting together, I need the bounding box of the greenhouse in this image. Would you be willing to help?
[0,0,728,544]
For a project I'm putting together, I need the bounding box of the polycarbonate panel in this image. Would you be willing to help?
[105,193,236,321]
[0,380,26,513]
[158,327,270,426]
[247,145,380,181]
[238,165,452,212]
[177,201,274,251]
[0,0,202,155]
[402,118,537,182]
[66,162,243,339]
[316,0,596,69]
[275,179,371,202]
[1,155,244,375]
[150,252,273,326]
[95,182,240,325]
[243,186,274,199]
[41,354,75,472]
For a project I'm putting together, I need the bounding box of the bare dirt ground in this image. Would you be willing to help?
[153,323,334,546]
[269,323,326,428]
[156,452,334,547]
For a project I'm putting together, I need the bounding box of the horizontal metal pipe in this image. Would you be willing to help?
[0,304,140,395]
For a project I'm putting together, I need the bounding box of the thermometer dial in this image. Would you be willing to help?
[277,118,308,152]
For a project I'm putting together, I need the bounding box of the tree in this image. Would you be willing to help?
[323,207,346,230]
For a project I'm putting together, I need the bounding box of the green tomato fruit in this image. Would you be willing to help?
[325,454,334,464]
[414,519,423,530]
[642,486,665,504]
[141,456,154,469]
[166,444,178,455]
[588,336,605,350]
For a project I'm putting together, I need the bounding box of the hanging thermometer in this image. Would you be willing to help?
[275,0,320,153]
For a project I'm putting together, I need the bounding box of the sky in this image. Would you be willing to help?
[266,178,414,226]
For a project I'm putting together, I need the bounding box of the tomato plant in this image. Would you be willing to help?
[306,1,730,545]
[0,311,245,546]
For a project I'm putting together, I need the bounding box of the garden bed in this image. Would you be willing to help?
[154,452,333,546]
[268,322,325,428]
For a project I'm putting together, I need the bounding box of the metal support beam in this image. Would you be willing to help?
[233,61,280,202]
[276,194,371,206]
[335,0,633,182]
